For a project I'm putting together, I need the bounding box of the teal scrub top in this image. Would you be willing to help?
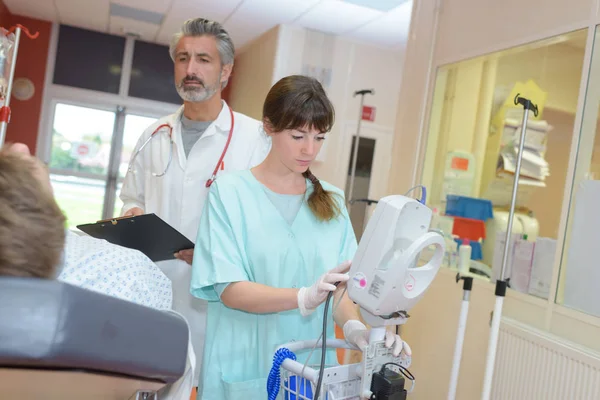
[190,170,358,400]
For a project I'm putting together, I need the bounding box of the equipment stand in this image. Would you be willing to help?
[347,89,374,213]
[480,95,538,400]
[447,274,473,400]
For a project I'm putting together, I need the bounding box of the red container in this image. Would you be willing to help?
[451,216,486,241]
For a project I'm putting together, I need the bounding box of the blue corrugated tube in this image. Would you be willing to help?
[267,347,297,400]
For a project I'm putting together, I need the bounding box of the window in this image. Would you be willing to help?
[45,24,178,228]
[129,40,181,104]
[47,102,158,228]
[48,103,116,227]
[421,29,587,301]
[53,25,125,94]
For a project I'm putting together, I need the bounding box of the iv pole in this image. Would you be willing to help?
[347,89,374,213]
[447,274,473,400]
[480,94,538,400]
[0,24,39,147]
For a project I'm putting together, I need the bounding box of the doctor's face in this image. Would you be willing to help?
[267,125,326,173]
[173,35,232,103]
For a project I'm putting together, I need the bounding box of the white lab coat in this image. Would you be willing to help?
[120,100,271,386]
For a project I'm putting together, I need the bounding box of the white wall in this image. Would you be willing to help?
[434,0,594,65]
[387,0,439,196]
[228,26,280,120]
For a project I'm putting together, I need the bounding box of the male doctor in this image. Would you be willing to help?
[120,18,270,384]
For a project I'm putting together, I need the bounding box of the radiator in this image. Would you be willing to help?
[491,318,600,400]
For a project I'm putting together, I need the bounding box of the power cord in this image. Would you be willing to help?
[404,185,427,204]
[381,362,415,384]
[313,288,335,400]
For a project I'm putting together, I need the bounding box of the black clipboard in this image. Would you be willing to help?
[76,213,195,262]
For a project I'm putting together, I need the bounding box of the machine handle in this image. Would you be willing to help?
[400,231,445,299]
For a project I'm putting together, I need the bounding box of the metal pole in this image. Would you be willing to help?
[481,95,537,400]
[347,89,374,212]
[448,275,473,400]
[0,26,21,147]
[499,107,530,281]
[102,105,126,219]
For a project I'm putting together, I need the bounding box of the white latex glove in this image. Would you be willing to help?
[343,320,412,358]
[297,261,351,316]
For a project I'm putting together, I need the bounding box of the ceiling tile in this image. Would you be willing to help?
[170,0,244,21]
[4,0,58,22]
[348,1,412,47]
[8,0,411,52]
[223,0,320,51]
[227,0,321,25]
[111,0,173,15]
[293,0,382,35]
[109,16,161,42]
[54,0,110,32]
[155,0,243,45]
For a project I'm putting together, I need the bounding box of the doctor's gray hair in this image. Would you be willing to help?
[170,18,235,87]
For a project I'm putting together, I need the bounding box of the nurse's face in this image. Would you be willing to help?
[173,35,232,103]
[269,125,326,173]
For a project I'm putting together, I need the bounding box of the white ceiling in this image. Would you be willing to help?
[4,0,412,51]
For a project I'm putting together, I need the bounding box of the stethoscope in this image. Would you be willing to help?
[128,105,235,188]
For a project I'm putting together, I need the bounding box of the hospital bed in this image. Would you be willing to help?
[0,277,189,400]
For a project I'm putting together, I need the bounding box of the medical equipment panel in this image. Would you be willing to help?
[348,195,445,328]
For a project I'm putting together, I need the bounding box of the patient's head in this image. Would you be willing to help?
[0,143,66,278]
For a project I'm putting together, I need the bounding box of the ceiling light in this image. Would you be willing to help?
[341,0,410,12]
[109,3,164,25]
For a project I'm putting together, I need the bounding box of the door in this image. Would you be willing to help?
[47,101,159,228]
[341,122,393,239]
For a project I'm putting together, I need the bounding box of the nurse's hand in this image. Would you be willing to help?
[123,207,144,217]
[343,320,412,358]
[297,260,351,317]
[174,249,194,265]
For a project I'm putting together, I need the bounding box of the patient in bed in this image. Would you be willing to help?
[0,142,195,400]
[58,230,174,310]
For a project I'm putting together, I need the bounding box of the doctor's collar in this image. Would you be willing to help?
[212,100,233,134]
[177,100,232,135]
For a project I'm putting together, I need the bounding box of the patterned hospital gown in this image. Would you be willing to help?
[58,230,173,310]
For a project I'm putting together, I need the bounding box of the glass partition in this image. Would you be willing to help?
[557,26,600,317]
[421,29,588,300]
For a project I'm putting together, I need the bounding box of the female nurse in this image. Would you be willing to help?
[190,75,410,400]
